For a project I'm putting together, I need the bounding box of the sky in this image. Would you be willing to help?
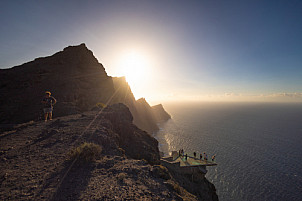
[1,0,302,104]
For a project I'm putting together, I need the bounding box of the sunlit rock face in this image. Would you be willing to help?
[0,44,115,125]
[152,104,171,122]
[111,77,171,134]
[135,98,159,133]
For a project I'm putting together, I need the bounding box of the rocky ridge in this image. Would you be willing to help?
[111,76,170,133]
[0,104,217,200]
[0,44,170,133]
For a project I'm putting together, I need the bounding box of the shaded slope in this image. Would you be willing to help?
[0,104,198,200]
[0,44,115,125]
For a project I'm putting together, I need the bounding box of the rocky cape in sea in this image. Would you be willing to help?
[0,44,218,200]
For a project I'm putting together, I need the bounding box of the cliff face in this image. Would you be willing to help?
[152,104,171,122]
[166,166,219,201]
[0,44,115,124]
[0,44,170,133]
[111,77,170,133]
[102,103,160,164]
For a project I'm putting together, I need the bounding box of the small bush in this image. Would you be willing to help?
[69,142,102,163]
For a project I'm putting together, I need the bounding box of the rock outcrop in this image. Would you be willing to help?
[152,104,171,122]
[0,44,114,125]
[111,76,170,133]
[0,44,170,133]
[102,103,160,164]
[166,167,219,201]
[0,104,215,200]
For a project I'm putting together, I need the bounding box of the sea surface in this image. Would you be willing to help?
[155,102,302,201]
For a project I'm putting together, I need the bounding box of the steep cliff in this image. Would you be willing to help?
[0,44,170,133]
[152,104,171,122]
[135,98,159,133]
[111,77,170,133]
[102,103,160,164]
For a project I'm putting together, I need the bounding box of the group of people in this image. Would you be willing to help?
[178,149,187,160]
[178,149,216,162]
[199,152,216,161]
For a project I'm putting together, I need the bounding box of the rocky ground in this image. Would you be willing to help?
[0,104,200,200]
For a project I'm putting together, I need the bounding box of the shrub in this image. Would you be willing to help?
[69,142,102,163]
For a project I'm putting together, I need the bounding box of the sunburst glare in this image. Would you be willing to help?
[117,50,153,97]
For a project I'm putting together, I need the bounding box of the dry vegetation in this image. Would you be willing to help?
[68,142,102,163]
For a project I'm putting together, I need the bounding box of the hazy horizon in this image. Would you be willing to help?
[1,0,302,104]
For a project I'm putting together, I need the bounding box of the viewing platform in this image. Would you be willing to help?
[160,151,217,175]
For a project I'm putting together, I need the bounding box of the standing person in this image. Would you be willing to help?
[41,91,57,122]
[200,153,203,160]
[193,152,196,158]
[204,152,208,161]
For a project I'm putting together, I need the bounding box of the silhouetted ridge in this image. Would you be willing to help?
[152,104,171,122]
[0,44,114,126]
[110,77,171,133]
[0,44,171,133]
[31,43,104,72]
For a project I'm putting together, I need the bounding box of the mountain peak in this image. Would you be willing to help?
[63,43,88,52]
[46,43,102,68]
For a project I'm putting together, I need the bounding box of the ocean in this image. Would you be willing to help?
[155,102,302,201]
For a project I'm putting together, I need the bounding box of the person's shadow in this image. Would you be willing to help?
[52,162,95,200]
[37,159,95,201]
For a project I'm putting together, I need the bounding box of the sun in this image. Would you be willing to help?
[119,50,151,90]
